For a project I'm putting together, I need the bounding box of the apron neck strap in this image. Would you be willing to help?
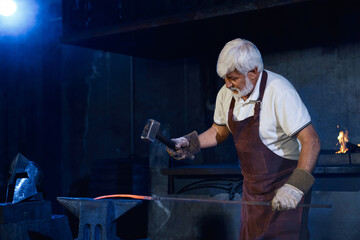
[257,70,268,102]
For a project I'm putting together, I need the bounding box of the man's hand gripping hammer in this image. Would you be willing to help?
[140,119,200,160]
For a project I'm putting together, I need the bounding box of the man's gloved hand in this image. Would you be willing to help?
[167,137,193,160]
[271,184,303,211]
[271,168,315,211]
[166,131,200,160]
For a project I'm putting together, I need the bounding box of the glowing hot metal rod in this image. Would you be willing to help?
[94,194,332,209]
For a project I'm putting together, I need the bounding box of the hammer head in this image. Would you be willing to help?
[141,119,160,142]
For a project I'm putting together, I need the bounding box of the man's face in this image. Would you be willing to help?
[225,70,254,99]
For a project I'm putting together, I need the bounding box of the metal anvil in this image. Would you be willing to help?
[57,197,142,240]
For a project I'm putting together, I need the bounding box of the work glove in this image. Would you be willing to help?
[166,131,200,160]
[271,184,303,211]
[271,168,314,211]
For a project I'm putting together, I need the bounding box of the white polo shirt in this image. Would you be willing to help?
[214,70,311,160]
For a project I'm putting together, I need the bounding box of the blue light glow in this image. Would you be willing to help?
[0,0,17,16]
[0,0,39,36]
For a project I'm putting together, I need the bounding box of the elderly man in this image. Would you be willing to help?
[167,38,320,239]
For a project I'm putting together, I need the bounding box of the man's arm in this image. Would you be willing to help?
[296,124,321,173]
[199,123,230,148]
[167,123,230,160]
[271,123,320,211]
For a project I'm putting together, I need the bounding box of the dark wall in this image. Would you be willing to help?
[0,3,65,208]
[0,27,48,199]
[0,0,237,213]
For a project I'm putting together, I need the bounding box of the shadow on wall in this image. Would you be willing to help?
[198,213,230,240]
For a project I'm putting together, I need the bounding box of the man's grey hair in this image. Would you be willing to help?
[216,38,264,79]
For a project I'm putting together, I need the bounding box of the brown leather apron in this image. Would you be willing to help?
[228,71,307,240]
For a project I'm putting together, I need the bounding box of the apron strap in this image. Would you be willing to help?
[253,70,268,121]
[258,70,268,102]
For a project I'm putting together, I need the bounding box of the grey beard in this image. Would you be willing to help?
[229,77,254,99]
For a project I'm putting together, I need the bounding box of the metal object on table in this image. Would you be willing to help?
[57,197,142,240]
[141,119,176,149]
[6,153,42,204]
[1,153,72,239]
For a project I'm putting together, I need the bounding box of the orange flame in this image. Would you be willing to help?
[336,130,349,154]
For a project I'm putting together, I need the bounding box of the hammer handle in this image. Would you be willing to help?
[156,132,176,149]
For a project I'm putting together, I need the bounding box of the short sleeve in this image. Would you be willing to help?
[275,89,311,137]
[213,85,228,126]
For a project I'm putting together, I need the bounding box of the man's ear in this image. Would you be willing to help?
[247,68,259,81]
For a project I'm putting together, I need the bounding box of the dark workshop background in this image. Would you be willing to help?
[0,0,360,239]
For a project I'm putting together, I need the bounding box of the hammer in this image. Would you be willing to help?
[141,119,176,149]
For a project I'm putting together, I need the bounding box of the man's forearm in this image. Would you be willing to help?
[296,124,321,173]
[199,127,219,148]
[297,137,320,173]
[199,124,230,148]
